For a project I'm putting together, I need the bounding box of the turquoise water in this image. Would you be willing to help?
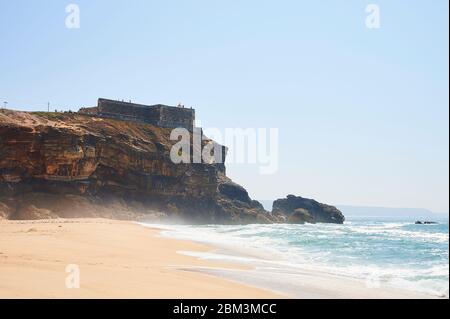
[144,217,449,298]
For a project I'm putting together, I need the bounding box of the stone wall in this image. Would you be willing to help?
[159,106,194,129]
[98,99,161,124]
[97,98,195,130]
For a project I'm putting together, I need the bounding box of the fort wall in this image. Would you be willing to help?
[96,98,195,130]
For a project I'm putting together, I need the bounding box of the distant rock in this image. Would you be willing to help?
[415,221,438,225]
[272,195,345,224]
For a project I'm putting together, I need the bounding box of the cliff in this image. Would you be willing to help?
[0,109,270,223]
[0,109,344,224]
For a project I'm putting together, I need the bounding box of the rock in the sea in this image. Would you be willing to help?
[272,195,345,224]
[415,221,438,225]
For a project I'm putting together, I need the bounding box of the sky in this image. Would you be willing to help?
[0,0,448,212]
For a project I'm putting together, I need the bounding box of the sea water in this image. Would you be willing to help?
[142,216,449,298]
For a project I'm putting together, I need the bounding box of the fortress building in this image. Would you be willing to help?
[80,98,195,130]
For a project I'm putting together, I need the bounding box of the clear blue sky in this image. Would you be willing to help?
[1,0,448,212]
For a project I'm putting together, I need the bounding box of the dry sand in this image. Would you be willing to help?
[0,218,281,298]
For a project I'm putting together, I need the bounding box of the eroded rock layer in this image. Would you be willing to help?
[0,110,270,223]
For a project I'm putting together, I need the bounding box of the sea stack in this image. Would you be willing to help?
[272,195,345,224]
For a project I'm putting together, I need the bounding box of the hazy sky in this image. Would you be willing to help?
[0,0,448,212]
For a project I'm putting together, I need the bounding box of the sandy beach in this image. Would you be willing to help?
[0,218,281,298]
[0,218,436,299]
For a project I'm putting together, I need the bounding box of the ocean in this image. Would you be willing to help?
[142,217,449,298]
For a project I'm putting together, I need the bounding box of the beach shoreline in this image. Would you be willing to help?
[0,218,437,299]
[145,223,438,299]
[0,218,282,299]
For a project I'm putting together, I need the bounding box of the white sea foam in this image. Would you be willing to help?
[140,219,449,298]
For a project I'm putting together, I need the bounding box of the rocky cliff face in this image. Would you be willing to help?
[0,110,270,223]
[272,195,345,224]
[0,109,344,224]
